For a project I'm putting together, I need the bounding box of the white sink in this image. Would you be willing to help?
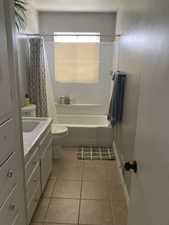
[22,117,52,159]
[22,120,40,132]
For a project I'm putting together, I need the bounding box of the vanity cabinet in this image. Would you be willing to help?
[25,146,41,225]
[25,128,52,224]
[41,139,53,191]
[0,153,17,208]
[0,119,15,165]
[40,132,53,192]
[0,185,21,225]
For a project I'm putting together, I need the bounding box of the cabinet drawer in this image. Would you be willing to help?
[0,185,20,225]
[41,139,53,191]
[0,153,17,207]
[27,184,41,225]
[25,146,40,182]
[26,163,41,206]
[0,119,15,165]
[39,130,51,150]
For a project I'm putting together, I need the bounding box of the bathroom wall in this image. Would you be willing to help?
[113,8,144,193]
[115,0,169,202]
[39,12,116,113]
[24,0,39,34]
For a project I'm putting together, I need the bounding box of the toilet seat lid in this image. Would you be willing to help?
[51,124,68,135]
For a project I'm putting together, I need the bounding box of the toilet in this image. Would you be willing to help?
[51,124,68,159]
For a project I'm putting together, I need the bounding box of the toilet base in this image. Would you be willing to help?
[52,142,64,159]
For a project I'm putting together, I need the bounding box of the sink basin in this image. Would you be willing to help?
[22,120,40,132]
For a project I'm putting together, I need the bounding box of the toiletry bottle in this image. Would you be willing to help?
[25,94,30,106]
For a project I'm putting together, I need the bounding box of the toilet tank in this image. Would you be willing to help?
[21,104,36,117]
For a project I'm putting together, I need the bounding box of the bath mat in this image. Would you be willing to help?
[77,146,115,160]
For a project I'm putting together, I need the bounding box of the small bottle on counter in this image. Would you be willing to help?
[24,94,30,106]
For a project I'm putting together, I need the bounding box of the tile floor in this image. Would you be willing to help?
[31,148,128,225]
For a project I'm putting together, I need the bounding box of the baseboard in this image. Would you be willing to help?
[113,141,130,207]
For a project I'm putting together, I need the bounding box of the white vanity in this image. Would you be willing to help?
[22,118,52,224]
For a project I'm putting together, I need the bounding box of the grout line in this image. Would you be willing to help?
[42,175,57,224]
[38,148,125,225]
[43,196,114,201]
[77,154,85,225]
[42,223,79,225]
[42,222,101,225]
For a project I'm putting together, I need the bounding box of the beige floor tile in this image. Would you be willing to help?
[63,149,78,161]
[81,181,110,200]
[32,198,50,222]
[111,201,128,225]
[84,160,116,168]
[110,184,126,201]
[107,167,122,185]
[45,199,79,224]
[52,180,81,199]
[53,158,84,169]
[43,179,56,198]
[31,223,43,225]
[51,166,83,181]
[83,166,109,181]
[79,199,114,225]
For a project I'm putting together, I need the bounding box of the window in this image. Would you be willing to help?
[54,32,100,83]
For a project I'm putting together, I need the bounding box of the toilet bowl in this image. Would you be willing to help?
[51,124,68,159]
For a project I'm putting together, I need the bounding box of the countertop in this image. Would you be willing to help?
[22,117,52,162]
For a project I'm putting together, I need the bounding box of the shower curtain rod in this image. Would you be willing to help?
[18,33,121,37]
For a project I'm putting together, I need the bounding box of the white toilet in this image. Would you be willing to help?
[51,124,68,159]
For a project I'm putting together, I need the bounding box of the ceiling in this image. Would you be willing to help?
[31,0,119,12]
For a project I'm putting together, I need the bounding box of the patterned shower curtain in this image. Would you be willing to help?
[28,38,48,117]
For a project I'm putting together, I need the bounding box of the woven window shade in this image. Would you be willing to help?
[55,42,100,83]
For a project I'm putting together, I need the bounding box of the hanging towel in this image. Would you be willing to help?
[107,71,127,126]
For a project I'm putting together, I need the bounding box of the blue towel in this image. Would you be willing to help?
[108,71,127,126]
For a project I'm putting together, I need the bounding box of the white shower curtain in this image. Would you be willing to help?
[44,43,57,120]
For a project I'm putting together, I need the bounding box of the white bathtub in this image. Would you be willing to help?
[54,115,110,127]
[53,114,113,147]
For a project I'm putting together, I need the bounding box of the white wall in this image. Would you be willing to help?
[32,0,119,12]
[39,12,116,35]
[24,0,39,33]
[39,12,116,114]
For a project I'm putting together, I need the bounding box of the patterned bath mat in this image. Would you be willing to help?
[77,146,115,160]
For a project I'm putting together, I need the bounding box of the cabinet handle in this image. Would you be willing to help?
[9,204,16,211]
[7,170,13,178]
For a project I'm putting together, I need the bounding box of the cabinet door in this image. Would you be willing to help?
[0,0,12,122]
[41,140,53,191]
